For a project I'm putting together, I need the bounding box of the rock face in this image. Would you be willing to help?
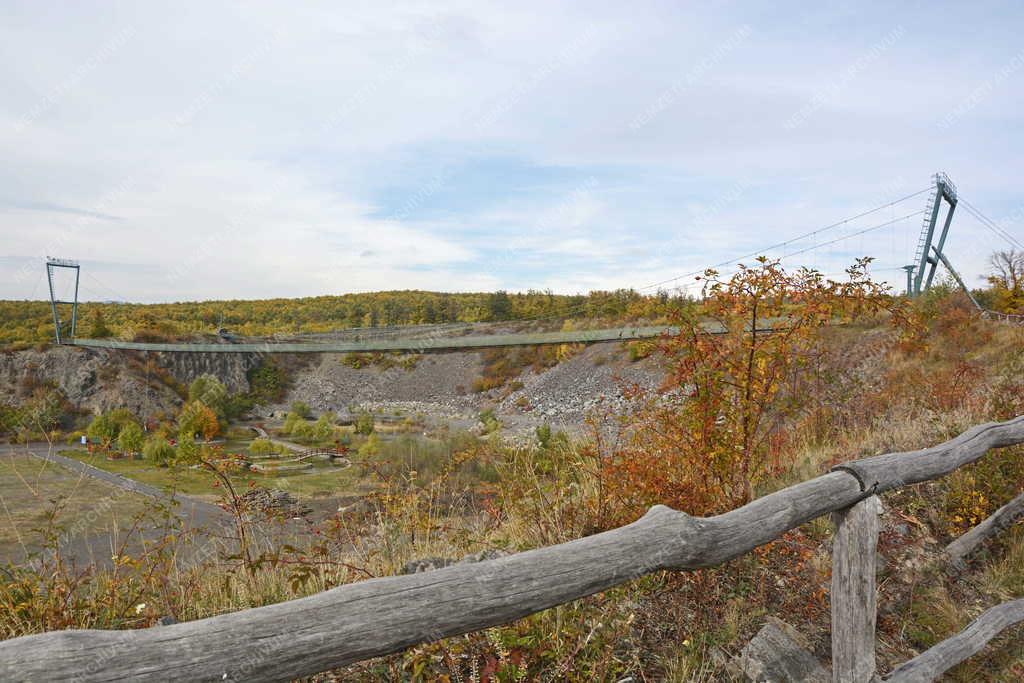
[0,345,180,416]
[733,618,830,682]
[1,341,665,430]
[279,342,664,432]
[154,351,259,394]
[286,351,483,415]
[0,346,256,417]
[496,342,661,424]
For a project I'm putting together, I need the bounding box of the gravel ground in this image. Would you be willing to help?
[280,351,482,414]
[275,342,665,435]
[496,343,663,428]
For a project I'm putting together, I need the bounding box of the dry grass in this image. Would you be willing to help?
[0,452,152,564]
[57,448,365,501]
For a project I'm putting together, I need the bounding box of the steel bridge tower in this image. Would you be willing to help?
[45,257,80,344]
[906,172,958,296]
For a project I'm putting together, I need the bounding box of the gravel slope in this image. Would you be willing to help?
[276,342,664,432]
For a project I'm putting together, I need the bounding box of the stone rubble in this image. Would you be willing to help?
[239,487,312,518]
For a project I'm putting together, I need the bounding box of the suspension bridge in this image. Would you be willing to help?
[42,172,1021,353]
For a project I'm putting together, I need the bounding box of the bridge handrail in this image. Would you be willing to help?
[65,326,681,353]
[2,416,1023,681]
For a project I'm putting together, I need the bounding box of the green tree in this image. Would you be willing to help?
[222,393,253,421]
[175,432,200,464]
[290,401,311,419]
[486,290,513,321]
[536,423,552,449]
[249,438,279,456]
[117,422,144,454]
[247,361,287,404]
[107,408,139,434]
[291,420,315,440]
[282,411,304,435]
[354,410,374,435]
[357,432,380,458]
[188,375,227,417]
[312,412,335,441]
[88,310,112,338]
[143,437,175,466]
[86,413,118,446]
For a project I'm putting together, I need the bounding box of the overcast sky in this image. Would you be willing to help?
[1,1,1022,303]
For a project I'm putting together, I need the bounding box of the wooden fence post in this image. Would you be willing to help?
[831,494,882,683]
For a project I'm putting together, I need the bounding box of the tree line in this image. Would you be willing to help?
[0,288,691,345]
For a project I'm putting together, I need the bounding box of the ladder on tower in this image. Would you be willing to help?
[911,186,937,271]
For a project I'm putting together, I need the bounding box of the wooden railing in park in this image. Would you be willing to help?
[983,309,1024,324]
[2,417,1024,682]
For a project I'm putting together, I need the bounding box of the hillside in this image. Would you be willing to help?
[2,271,1023,681]
[0,339,661,438]
[0,288,690,346]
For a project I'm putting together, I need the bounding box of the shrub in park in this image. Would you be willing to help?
[290,401,311,419]
[143,437,175,467]
[117,422,145,455]
[354,411,374,435]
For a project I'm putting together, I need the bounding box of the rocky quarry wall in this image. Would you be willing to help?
[1,342,663,429]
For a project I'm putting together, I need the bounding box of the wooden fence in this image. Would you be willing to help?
[2,416,1024,682]
[983,309,1024,324]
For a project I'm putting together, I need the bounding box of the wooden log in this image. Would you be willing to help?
[944,491,1024,570]
[1,416,1023,682]
[833,416,1024,493]
[831,495,882,683]
[885,598,1024,682]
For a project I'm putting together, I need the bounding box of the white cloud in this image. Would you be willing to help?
[1,1,1022,300]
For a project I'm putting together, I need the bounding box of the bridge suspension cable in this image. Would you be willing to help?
[507,186,933,326]
[776,210,925,262]
[50,181,978,351]
[636,186,932,292]
[957,196,1024,251]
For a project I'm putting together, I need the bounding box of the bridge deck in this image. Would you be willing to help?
[68,325,687,353]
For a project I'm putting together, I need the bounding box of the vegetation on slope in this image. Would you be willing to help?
[1,258,1023,679]
[0,288,692,346]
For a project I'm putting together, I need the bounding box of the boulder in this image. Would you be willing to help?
[733,618,830,682]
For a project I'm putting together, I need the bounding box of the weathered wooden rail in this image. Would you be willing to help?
[1,416,1023,682]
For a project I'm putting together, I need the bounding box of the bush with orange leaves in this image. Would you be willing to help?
[602,257,916,522]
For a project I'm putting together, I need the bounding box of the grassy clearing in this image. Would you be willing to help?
[0,453,152,563]
[57,449,363,501]
[53,429,469,502]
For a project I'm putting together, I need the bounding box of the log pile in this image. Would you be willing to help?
[239,488,311,518]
